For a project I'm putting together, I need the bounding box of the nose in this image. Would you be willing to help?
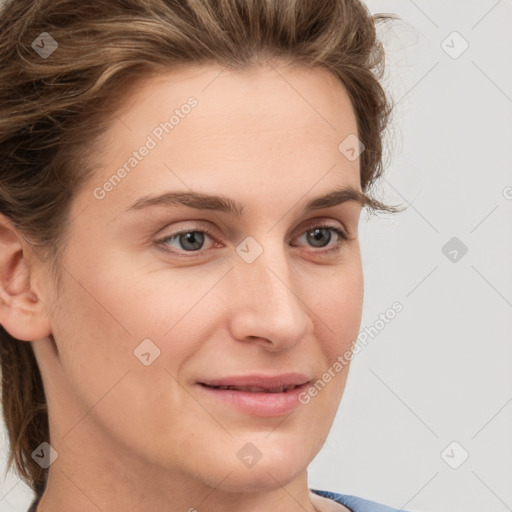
[227,239,313,352]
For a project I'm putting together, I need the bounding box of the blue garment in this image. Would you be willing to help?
[312,489,410,511]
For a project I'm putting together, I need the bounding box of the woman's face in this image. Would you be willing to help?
[33,63,364,496]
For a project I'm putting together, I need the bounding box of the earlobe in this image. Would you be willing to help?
[0,214,52,342]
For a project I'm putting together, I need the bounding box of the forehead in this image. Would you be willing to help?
[104,62,357,149]
[77,63,361,217]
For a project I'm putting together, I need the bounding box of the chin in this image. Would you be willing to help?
[187,435,312,493]
[206,461,307,494]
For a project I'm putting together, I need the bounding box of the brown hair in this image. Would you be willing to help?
[0,0,400,495]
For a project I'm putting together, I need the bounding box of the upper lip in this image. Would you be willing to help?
[198,373,311,392]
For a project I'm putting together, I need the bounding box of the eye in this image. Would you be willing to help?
[156,226,217,256]
[155,222,354,257]
[292,223,352,254]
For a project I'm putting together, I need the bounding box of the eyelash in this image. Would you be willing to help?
[155,221,354,259]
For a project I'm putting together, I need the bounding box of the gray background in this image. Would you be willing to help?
[1,1,511,511]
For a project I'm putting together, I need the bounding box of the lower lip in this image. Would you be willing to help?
[195,383,310,417]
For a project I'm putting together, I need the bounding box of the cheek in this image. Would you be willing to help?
[47,274,135,408]
[47,249,226,424]
[302,265,363,429]
[307,257,364,359]
[47,267,201,453]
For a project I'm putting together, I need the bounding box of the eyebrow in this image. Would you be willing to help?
[125,185,369,216]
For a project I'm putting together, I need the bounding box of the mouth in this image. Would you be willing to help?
[197,373,311,392]
[195,373,312,417]
[198,383,302,393]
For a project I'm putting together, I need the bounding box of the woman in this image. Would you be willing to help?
[0,1,408,511]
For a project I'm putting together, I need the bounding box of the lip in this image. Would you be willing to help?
[196,373,311,417]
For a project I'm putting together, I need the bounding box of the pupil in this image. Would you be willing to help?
[180,231,204,250]
[308,228,331,247]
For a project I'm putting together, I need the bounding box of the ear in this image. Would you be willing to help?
[0,213,52,342]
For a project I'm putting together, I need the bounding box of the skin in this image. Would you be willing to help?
[0,62,366,512]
